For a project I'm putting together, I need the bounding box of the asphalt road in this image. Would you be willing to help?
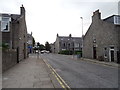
[40,53,118,88]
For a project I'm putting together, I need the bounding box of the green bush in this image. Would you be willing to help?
[58,50,73,55]
[58,50,82,55]
[2,43,9,50]
[75,51,82,55]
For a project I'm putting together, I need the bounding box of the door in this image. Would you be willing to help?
[117,51,120,63]
[110,50,114,62]
[24,43,26,59]
[17,47,19,63]
[93,46,97,59]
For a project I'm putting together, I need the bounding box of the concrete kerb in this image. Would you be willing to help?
[60,54,119,68]
[39,56,63,88]
[41,57,71,90]
[55,54,119,68]
[80,58,119,68]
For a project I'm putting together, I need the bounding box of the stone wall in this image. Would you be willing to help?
[18,16,28,61]
[2,49,17,72]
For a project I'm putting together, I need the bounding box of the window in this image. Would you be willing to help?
[1,17,11,32]
[104,47,107,57]
[74,43,79,48]
[63,43,66,47]
[104,47,107,50]
[61,38,63,40]
[0,16,1,21]
[110,46,114,49]
[114,16,120,25]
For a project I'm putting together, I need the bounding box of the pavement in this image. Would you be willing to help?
[2,54,61,88]
[0,74,1,90]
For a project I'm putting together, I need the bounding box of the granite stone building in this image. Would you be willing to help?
[53,34,82,54]
[27,32,34,54]
[83,10,120,63]
[1,5,28,71]
[50,42,55,53]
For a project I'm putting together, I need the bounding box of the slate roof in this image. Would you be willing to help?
[58,36,82,43]
[0,13,21,21]
[103,15,120,21]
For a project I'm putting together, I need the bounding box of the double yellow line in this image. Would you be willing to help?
[42,59,71,90]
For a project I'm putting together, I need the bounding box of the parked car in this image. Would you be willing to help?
[41,50,50,54]
[35,50,39,53]
[41,50,45,54]
[46,51,50,54]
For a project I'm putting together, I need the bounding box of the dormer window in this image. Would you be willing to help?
[61,38,63,40]
[1,17,11,32]
[114,16,120,25]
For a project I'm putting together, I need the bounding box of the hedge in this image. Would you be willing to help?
[58,50,82,55]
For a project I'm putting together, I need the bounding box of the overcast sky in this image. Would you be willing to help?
[0,0,119,45]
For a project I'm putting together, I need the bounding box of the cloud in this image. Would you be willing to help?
[0,0,119,44]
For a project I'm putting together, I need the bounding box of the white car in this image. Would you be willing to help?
[41,50,49,54]
[35,50,39,53]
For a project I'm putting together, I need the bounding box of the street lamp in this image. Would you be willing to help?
[80,17,83,57]
[80,17,83,37]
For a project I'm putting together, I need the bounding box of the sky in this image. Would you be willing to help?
[0,0,119,45]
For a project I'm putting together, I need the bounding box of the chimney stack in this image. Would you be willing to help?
[57,33,59,37]
[20,4,25,16]
[92,9,101,21]
[69,34,72,37]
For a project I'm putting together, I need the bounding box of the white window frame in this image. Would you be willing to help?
[114,16,120,25]
[74,43,79,48]
[0,16,1,21]
[1,17,11,32]
[61,38,63,40]
[109,46,115,62]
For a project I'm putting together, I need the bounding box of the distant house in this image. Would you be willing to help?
[83,10,120,63]
[50,42,55,53]
[54,34,82,54]
[27,32,34,54]
[1,5,28,71]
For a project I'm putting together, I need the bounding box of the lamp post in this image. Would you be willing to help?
[80,17,83,57]
[80,17,83,37]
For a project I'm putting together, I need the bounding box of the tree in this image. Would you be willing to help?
[45,41,51,51]
[36,42,40,50]
[37,42,40,47]
[39,44,45,51]
[32,37,35,47]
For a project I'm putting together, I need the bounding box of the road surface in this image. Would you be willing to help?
[41,53,118,88]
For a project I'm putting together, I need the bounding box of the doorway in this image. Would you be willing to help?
[17,47,19,63]
[117,50,120,63]
[109,47,114,62]
[110,50,114,62]
[24,43,26,59]
[93,46,97,59]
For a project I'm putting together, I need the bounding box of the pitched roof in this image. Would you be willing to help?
[103,15,120,21]
[58,35,82,43]
[1,13,21,21]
